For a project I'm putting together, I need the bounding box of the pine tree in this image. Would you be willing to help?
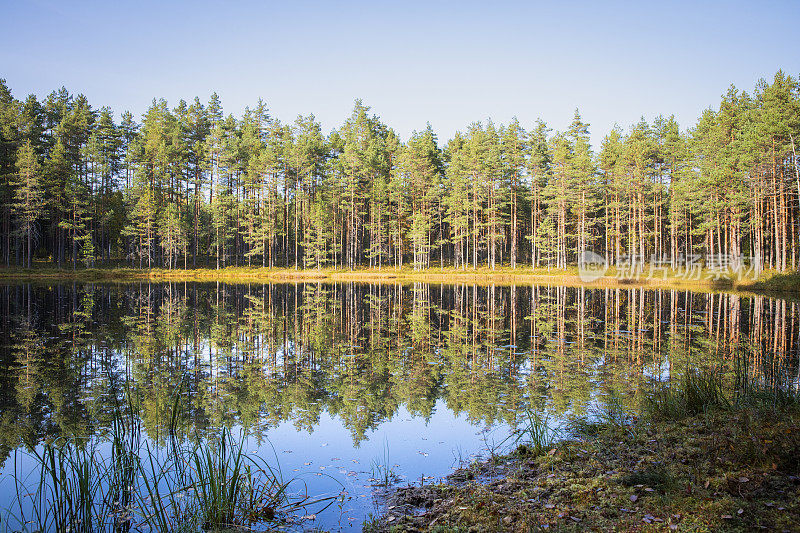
[535,216,557,270]
[401,125,442,270]
[527,119,551,266]
[12,141,44,267]
[501,117,527,268]
[158,202,185,269]
[0,79,19,267]
[567,110,597,261]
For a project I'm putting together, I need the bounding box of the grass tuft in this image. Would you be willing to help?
[644,369,730,421]
[504,409,559,458]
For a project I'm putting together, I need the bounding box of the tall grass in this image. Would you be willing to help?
[644,367,800,422]
[504,409,560,457]
[6,391,341,532]
[568,389,638,438]
[644,369,730,421]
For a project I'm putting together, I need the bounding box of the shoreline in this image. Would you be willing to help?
[0,265,796,294]
[365,406,800,532]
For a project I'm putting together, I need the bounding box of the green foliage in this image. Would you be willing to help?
[9,395,340,532]
[644,370,730,421]
[1,72,799,272]
[504,409,559,458]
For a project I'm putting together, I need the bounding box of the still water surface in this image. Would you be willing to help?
[0,282,797,530]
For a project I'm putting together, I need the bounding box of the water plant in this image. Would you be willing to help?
[644,368,730,421]
[6,387,341,532]
[503,409,559,458]
[369,441,399,487]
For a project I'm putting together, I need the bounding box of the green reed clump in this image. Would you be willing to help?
[505,409,559,458]
[190,429,296,528]
[24,439,102,532]
[644,369,730,421]
[733,379,800,410]
[644,365,800,423]
[7,395,341,532]
[8,393,142,533]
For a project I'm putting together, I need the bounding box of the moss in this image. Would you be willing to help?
[371,407,800,532]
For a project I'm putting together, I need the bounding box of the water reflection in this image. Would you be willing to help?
[1,282,797,466]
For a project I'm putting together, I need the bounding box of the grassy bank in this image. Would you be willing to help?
[367,374,800,532]
[0,264,796,293]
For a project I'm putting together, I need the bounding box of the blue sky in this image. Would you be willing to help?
[2,0,798,147]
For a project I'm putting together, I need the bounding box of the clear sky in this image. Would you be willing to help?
[2,0,798,148]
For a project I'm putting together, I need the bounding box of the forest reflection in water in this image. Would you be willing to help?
[1,281,799,527]
[0,282,797,461]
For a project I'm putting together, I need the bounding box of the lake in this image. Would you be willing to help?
[0,282,797,531]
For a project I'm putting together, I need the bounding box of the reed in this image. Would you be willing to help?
[644,369,730,421]
[369,441,398,487]
[6,388,341,532]
[504,409,559,457]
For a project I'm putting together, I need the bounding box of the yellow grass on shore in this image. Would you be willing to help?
[0,264,796,293]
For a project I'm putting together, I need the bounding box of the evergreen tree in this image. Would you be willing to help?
[0,72,797,272]
[12,141,44,267]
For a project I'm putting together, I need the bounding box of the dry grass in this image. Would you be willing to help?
[0,264,792,293]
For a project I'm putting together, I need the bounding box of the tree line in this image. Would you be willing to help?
[1,71,798,271]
